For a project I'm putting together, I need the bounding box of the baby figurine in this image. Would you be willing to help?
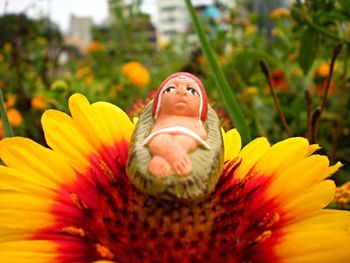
[143,72,210,178]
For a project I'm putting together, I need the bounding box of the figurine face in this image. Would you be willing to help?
[158,76,201,118]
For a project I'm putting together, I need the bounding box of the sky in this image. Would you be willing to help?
[0,0,157,33]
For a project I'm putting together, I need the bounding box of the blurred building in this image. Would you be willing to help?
[252,0,289,32]
[156,0,234,46]
[65,15,93,52]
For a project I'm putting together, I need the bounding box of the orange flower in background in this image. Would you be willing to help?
[316,63,330,78]
[5,94,16,108]
[316,79,336,96]
[76,66,92,79]
[85,75,94,85]
[6,108,23,127]
[268,69,288,91]
[31,95,47,110]
[314,63,336,96]
[121,61,150,88]
[288,53,297,61]
[87,41,107,53]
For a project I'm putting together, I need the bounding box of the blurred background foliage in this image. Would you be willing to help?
[0,0,349,207]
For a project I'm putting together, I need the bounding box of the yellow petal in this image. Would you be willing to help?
[223,129,241,161]
[0,240,58,263]
[0,210,54,230]
[268,155,330,200]
[42,94,134,174]
[282,180,336,222]
[0,137,75,186]
[285,209,350,232]
[91,101,134,144]
[254,137,309,177]
[326,161,342,178]
[0,192,52,211]
[307,143,321,156]
[0,166,57,197]
[42,109,94,172]
[276,215,350,263]
[68,93,107,149]
[69,94,134,150]
[234,137,270,180]
[277,232,350,263]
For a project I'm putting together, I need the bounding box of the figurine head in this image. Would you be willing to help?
[152,72,208,123]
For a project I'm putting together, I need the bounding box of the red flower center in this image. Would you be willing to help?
[37,145,280,263]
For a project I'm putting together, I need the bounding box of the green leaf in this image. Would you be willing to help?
[0,89,14,137]
[339,0,350,10]
[184,0,251,145]
[298,28,319,75]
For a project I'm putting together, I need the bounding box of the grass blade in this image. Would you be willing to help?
[184,0,251,145]
[0,89,14,137]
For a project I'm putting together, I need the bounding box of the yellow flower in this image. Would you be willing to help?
[245,24,257,35]
[269,8,290,20]
[88,41,107,53]
[76,66,92,79]
[245,86,259,96]
[121,62,150,88]
[31,95,47,110]
[6,108,23,127]
[0,94,349,262]
[316,62,330,77]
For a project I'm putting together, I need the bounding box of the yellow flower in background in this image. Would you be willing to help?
[121,61,150,88]
[269,8,290,20]
[316,62,330,77]
[245,86,259,96]
[51,79,69,92]
[0,93,349,262]
[6,108,23,127]
[4,42,12,53]
[76,66,92,79]
[31,95,47,110]
[334,181,350,210]
[245,24,257,35]
[240,86,259,102]
[88,41,107,53]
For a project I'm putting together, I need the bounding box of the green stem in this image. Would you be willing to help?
[306,20,350,45]
[184,0,251,145]
[0,89,14,137]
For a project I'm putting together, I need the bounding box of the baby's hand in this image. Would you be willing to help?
[171,150,192,176]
